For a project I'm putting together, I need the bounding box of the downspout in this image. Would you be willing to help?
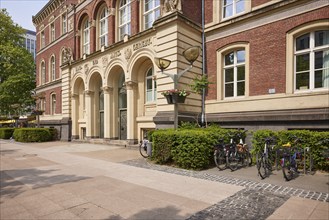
[201,0,206,127]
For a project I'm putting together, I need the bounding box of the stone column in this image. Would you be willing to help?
[84,90,94,138]
[126,81,137,143]
[102,86,113,139]
[71,93,79,140]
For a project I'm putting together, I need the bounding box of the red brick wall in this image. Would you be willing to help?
[251,0,272,8]
[204,0,213,24]
[206,7,329,100]
[43,87,62,115]
[182,0,202,24]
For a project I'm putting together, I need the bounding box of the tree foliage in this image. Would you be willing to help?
[0,9,35,116]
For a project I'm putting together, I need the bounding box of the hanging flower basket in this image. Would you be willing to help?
[164,95,173,104]
[161,89,190,104]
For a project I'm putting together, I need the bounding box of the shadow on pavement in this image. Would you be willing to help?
[0,168,91,201]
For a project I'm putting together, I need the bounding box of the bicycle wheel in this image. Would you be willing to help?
[214,149,226,170]
[282,157,294,181]
[139,143,149,158]
[227,152,239,171]
[246,152,252,167]
[257,156,267,179]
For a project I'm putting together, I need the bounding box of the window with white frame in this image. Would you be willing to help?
[51,93,56,115]
[295,30,329,91]
[99,7,109,48]
[222,0,245,19]
[50,56,56,81]
[83,19,90,55]
[223,50,245,98]
[62,14,67,34]
[145,67,156,102]
[119,0,131,41]
[41,61,46,84]
[50,23,55,42]
[41,31,45,48]
[144,0,160,30]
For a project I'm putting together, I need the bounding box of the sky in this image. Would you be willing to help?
[0,0,49,31]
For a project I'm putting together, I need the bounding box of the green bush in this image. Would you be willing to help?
[48,128,58,141]
[0,128,15,139]
[13,128,52,142]
[252,130,329,171]
[151,127,245,170]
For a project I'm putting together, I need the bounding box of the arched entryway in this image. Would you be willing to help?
[72,76,85,140]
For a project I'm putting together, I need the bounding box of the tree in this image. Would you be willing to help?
[0,9,35,116]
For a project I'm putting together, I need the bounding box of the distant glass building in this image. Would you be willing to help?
[22,29,36,60]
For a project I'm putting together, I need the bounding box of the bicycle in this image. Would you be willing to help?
[280,137,311,181]
[226,131,252,171]
[257,137,276,179]
[214,138,231,170]
[139,138,150,158]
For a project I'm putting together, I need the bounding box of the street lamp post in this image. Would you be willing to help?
[155,46,200,129]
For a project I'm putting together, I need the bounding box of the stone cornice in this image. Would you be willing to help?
[33,0,66,27]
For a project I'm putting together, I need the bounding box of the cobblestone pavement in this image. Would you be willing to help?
[122,158,329,220]
[187,189,289,220]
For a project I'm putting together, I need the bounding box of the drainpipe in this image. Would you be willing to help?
[201,0,206,127]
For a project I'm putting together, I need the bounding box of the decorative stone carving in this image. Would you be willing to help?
[124,48,132,61]
[125,81,137,90]
[102,56,108,68]
[63,47,72,64]
[68,18,74,31]
[109,8,115,16]
[101,86,113,94]
[84,64,89,75]
[84,90,94,96]
[76,65,82,72]
[162,0,179,13]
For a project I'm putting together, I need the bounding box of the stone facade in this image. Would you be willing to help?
[33,0,329,143]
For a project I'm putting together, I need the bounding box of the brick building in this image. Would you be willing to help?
[32,0,329,143]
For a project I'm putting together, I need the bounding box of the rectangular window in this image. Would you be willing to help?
[119,0,131,40]
[294,30,329,91]
[50,23,55,42]
[41,31,45,48]
[223,0,245,19]
[224,50,245,98]
[62,14,67,34]
[144,0,160,30]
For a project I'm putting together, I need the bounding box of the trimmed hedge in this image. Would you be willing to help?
[13,128,52,142]
[252,130,329,171]
[0,128,15,139]
[151,126,245,170]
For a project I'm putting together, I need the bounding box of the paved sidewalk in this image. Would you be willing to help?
[1,140,328,219]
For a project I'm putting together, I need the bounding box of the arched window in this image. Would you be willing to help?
[83,19,90,55]
[51,93,56,115]
[119,0,131,41]
[294,30,329,91]
[40,61,46,85]
[223,49,246,98]
[145,67,156,102]
[99,7,108,48]
[50,56,55,81]
[144,0,160,30]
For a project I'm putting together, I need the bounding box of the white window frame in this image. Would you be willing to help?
[51,93,56,115]
[145,67,156,103]
[50,56,56,81]
[62,14,67,34]
[222,0,245,19]
[50,23,55,42]
[83,19,90,55]
[143,0,160,30]
[99,7,109,48]
[41,31,45,48]
[119,0,131,41]
[294,30,329,92]
[223,49,246,99]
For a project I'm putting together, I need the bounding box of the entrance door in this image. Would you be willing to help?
[119,109,127,140]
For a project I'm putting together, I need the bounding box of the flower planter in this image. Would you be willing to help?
[172,94,186,103]
[164,95,173,104]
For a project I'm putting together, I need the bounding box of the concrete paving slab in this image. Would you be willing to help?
[1,140,328,220]
[267,196,329,220]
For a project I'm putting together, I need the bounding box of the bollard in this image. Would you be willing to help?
[147,142,152,157]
